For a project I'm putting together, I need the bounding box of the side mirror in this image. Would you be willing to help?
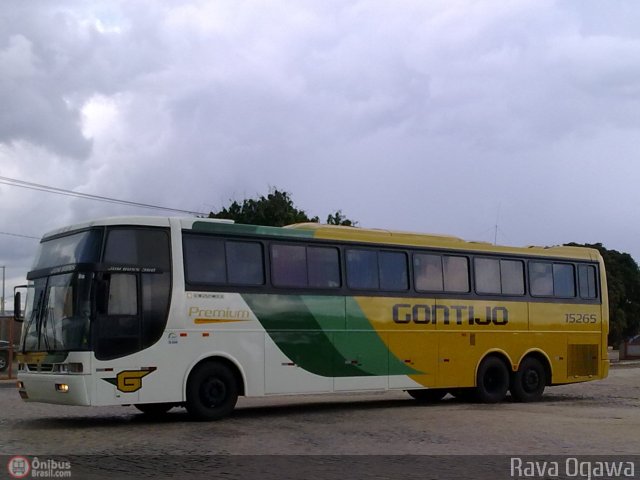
[13,289,23,322]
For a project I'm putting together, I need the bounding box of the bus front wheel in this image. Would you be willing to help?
[186,362,238,421]
[475,356,509,403]
[510,357,546,402]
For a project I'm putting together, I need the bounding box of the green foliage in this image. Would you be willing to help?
[209,188,356,228]
[567,242,640,345]
[326,210,357,226]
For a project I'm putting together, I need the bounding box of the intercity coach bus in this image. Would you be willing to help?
[14,217,609,420]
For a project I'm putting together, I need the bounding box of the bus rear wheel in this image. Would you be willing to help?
[475,356,509,403]
[186,362,238,421]
[407,388,447,403]
[510,357,546,402]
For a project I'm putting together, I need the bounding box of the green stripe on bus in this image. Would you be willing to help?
[243,294,420,377]
[242,294,371,377]
[344,297,420,376]
[191,221,316,239]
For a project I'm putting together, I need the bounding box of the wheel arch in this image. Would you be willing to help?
[474,349,513,385]
[183,353,247,400]
[516,349,553,386]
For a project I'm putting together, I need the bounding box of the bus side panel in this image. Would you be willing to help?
[246,294,344,394]
[345,297,432,390]
[264,331,334,394]
[528,301,603,384]
[434,299,527,388]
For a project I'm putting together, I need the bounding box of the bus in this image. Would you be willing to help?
[13,216,609,420]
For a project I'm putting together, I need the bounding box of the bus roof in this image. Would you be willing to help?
[39,216,600,262]
[184,218,601,261]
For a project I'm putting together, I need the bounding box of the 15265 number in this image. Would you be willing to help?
[565,313,597,324]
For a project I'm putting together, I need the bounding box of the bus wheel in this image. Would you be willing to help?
[510,357,546,402]
[476,356,509,403]
[186,362,238,421]
[407,389,447,403]
[134,403,173,416]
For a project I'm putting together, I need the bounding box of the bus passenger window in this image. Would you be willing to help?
[346,249,379,290]
[578,265,597,299]
[414,254,443,292]
[307,247,340,288]
[271,244,307,287]
[529,262,553,296]
[500,260,525,295]
[226,241,264,285]
[553,264,575,298]
[379,251,408,291]
[444,256,469,293]
[183,236,227,284]
[475,258,501,294]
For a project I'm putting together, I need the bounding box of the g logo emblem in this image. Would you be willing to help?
[102,369,155,392]
[117,370,152,392]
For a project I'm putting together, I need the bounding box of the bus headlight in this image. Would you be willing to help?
[55,383,70,393]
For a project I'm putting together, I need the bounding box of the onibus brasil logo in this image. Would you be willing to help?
[7,456,72,478]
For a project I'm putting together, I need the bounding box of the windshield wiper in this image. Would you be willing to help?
[23,290,43,352]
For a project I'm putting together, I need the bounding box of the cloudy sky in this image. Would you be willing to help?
[1,0,640,310]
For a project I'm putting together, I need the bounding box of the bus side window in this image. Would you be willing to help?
[307,247,340,288]
[183,236,226,284]
[500,259,524,295]
[379,251,408,291]
[444,256,469,293]
[346,249,379,290]
[553,263,576,298]
[529,262,553,296]
[578,265,597,299]
[414,254,444,292]
[475,258,501,294]
[226,241,264,285]
[108,274,137,315]
[271,244,307,287]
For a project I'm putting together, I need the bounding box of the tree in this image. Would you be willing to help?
[566,242,640,345]
[326,210,357,226]
[209,188,356,228]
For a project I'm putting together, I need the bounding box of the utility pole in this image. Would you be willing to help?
[1,265,4,316]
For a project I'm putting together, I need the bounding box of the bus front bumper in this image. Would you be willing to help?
[17,373,91,406]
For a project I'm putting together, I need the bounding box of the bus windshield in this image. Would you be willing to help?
[32,230,102,272]
[22,272,93,352]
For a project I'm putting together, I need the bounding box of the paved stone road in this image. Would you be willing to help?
[1,366,638,479]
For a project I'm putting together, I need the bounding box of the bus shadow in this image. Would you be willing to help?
[17,396,454,429]
[15,393,595,430]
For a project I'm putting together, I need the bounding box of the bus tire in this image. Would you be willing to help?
[510,357,546,402]
[134,403,174,416]
[475,356,509,403]
[407,388,447,403]
[186,362,238,421]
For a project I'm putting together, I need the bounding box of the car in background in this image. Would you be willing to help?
[0,340,11,372]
